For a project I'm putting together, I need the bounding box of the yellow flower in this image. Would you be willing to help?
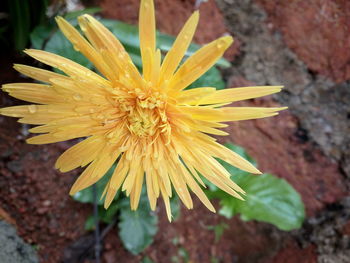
[0,0,285,220]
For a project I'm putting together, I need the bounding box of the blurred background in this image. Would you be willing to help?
[0,0,349,262]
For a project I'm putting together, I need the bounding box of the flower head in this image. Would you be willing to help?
[0,0,285,220]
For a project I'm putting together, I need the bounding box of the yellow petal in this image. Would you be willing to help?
[151,49,161,85]
[0,104,76,124]
[69,145,120,195]
[122,145,142,194]
[104,157,130,208]
[193,133,261,174]
[24,49,109,87]
[139,0,156,80]
[13,64,65,83]
[26,134,66,144]
[167,157,193,209]
[160,11,199,84]
[177,87,216,105]
[130,167,144,210]
[197,86,284,105]
[77,15,144,87]
[144,156,158,210]
[159,180,172,221]
[55,136,106,172]
[168,36,233,92]
[178,161,215,212]
[181,106,287,122]
[55,16,116,82]
[2,83,64,104]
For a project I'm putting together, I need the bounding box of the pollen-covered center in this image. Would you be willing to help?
[117,90,170,138]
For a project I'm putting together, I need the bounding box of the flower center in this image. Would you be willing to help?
[118,93,169,139]
[128,106,157,137]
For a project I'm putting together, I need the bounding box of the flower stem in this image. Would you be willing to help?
[93,184,101,263]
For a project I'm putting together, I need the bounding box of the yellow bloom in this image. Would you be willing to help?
[0,0,285,220]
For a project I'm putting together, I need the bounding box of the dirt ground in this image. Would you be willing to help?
[0,0,349,262]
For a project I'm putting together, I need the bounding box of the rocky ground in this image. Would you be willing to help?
[0,0,349,262]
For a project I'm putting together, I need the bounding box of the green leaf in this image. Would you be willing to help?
[84,215,96,231]
[64,7,103,20]
[142,256,156,263]
[225,173,305,231]
[100,202,120,224]
[84,202,120,231]
[118,196,158,255]
[206,143,305,231]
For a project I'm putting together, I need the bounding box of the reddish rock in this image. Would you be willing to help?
[96,0,239,59]
[269,241,317,263]
[257,0,350,83]
[342,220,350,236]
[221,77,347,216]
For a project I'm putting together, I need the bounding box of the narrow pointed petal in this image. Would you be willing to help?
[55,16,115,81]
[2,83,64,104]
[55,136,106,172]
[77,15,144,87]
[13,64,65,83]
[24,49,109,86]
[130,167,144,210]
[26,134,67,144]
[180,163,216,212]
[197,86,284,105]
[177,87,216,105]
[160,11,199,83]
[69,146,120,195]
[168,36,233,92]
[139,0,156,80]
[181,106,287,122]
[160,181,172,222]
[104,157,130,208]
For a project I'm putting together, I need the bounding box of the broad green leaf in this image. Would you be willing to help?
[118,195,158,255]
[227,173,305,231]
[206,143,305,231]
